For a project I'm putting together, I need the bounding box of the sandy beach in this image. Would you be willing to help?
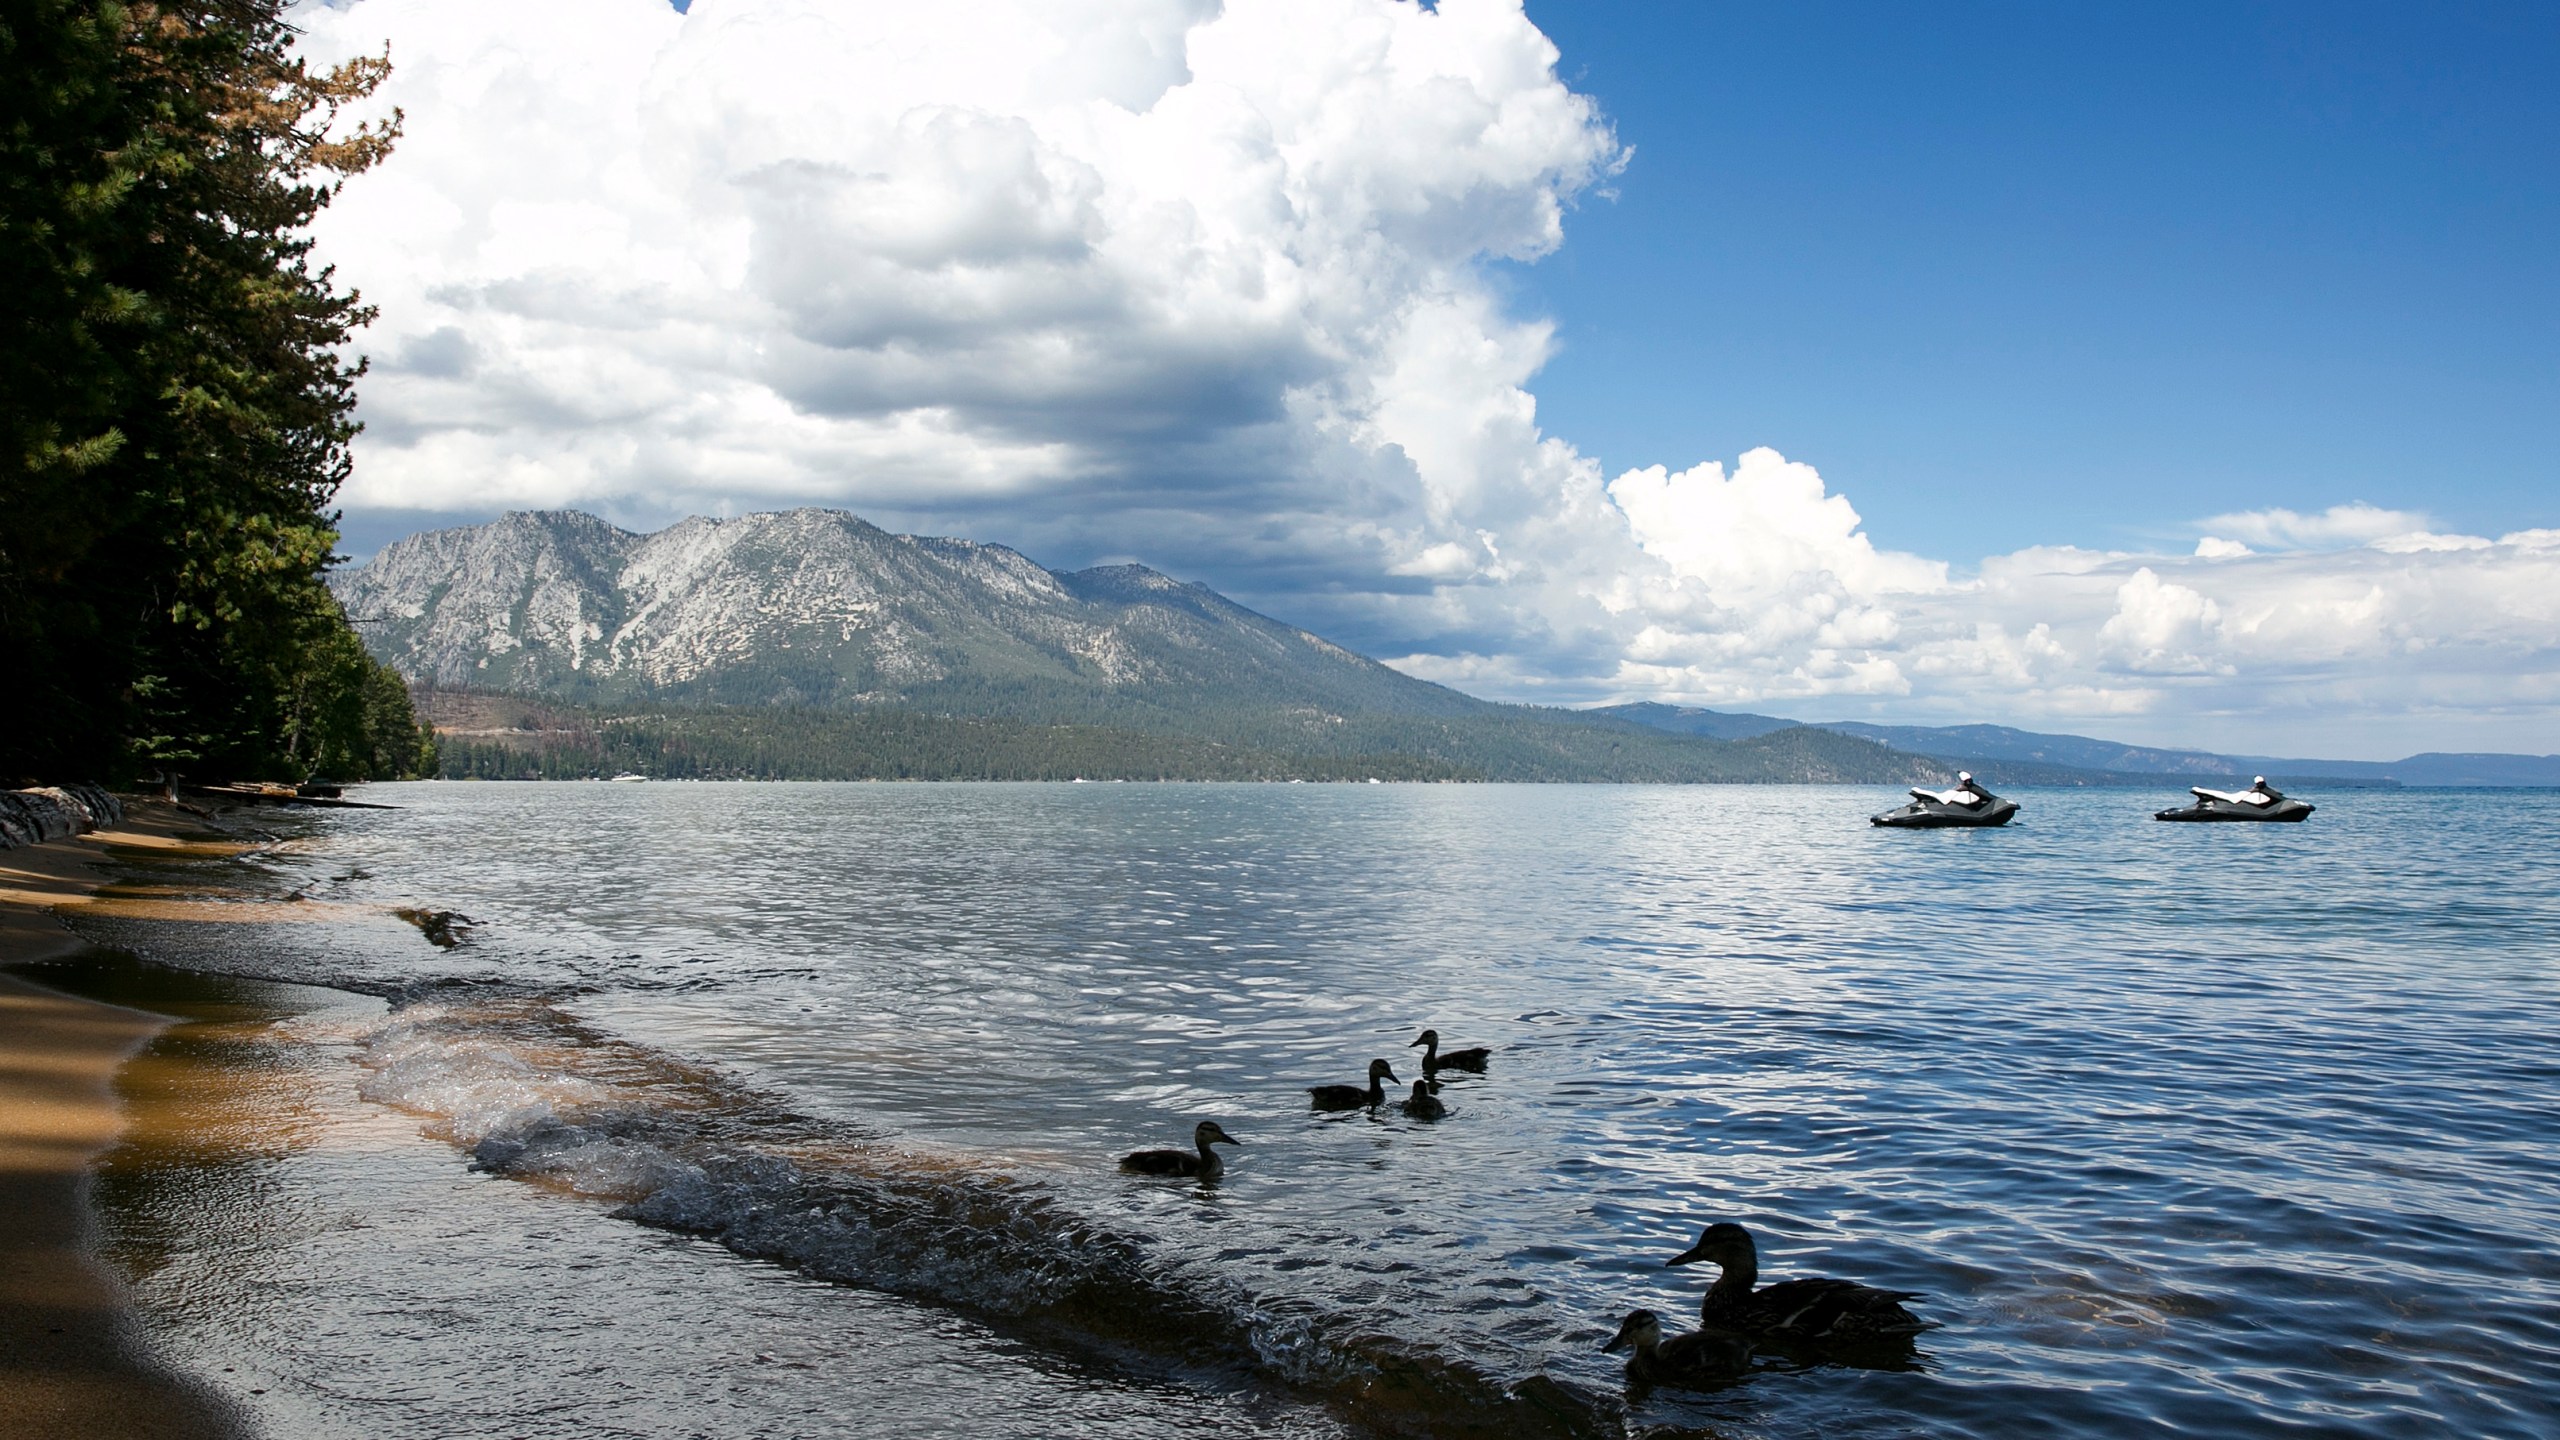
[1,802,253,1440]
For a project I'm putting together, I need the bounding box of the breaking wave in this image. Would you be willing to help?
[355,987,1633,1440]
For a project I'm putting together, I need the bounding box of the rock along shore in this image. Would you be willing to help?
[0,784,125,850]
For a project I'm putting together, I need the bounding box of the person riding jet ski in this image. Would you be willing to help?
[1873,770,2019,828]
[2155,774,2316,822]
[1903,771,1993,807]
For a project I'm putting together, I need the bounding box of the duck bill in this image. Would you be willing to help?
[1601,1332,1632,1354]
[1665,1244,1707,1268]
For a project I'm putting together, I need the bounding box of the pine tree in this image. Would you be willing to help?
[1,0,428,781]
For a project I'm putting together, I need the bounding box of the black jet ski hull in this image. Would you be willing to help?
[1872,798,2020,828]
[2154,798,2315,822]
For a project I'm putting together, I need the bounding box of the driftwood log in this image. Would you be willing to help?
[179,782,393,810]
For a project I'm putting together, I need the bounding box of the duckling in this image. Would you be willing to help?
[1408,1028,1490,1074]
[1119,1121,1241,1180]
[1601,1308,1752,1387]
[1667,1222,1924,1342]
[1308,1058,1399,1110]
[1398,1080,1446,1120]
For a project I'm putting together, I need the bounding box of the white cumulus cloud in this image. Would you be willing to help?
[292,0,2560,755]
[2097,569,2227,674]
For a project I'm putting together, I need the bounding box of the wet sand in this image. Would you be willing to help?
[1,802,253,1439]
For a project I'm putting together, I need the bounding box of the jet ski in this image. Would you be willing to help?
[1872,774,2018,828]
[2155,777,2314,823]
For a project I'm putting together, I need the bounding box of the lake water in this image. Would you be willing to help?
[52,782,2560,1438]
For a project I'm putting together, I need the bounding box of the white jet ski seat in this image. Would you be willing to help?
[2191,787,2275,806]
[1910,786,1987,806]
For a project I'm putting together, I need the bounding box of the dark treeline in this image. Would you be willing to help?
[434,707,1477,783]
[1,0,433,785]
[417,689,1947,785]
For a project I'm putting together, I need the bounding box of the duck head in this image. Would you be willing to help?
[1407,1081,1434,1102]
[1369,1058,1400,1084]
[1602,1309,1662,1354]
[1408,1029,1439,1050]
[1194,1121,1241,1148]
[1667,1222,1755,1269]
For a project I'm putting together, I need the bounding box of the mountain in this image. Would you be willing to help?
[333,509,1469,722]
[1813,722,2236,776]
[1585,702,1802,742]
[333,510,1947,784]
[2225,753,2560,787]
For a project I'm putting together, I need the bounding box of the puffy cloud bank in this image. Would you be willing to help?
[293,0,2560,753]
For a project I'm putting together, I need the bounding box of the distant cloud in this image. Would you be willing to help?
[2196,502,2430,550]
[292,0,2560,753]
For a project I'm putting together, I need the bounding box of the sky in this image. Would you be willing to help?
[1512,1,2560,559]
[292,0,2560,758]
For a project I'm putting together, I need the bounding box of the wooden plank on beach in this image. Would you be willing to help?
[179,784,398,810]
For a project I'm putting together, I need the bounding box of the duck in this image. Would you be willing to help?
[1118,1121,1241,1180]
[1600,1308,1752,1387]
[1408,1028,1490,1074]
[1398,1080,1446,1120]
[1667,1222,1924,1342]
[1308,1058,1399,1110]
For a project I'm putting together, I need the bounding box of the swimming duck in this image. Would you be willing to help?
[1398,1080,1446,1120]
[1119,1121,1241,1180]
[1601,1308,1752,1387]
[1309,1058,1399,1110]
[1667,1222,1924,1341]
[1409,1028,1490,1074]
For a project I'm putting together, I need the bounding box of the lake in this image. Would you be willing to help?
[55,782,2560,1438]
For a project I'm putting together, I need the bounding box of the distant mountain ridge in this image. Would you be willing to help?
[333,509,1465,719]
[1816,721,2237,776]
[1587,702,1803,743]
[1591,705,2559,787]
[331,510,1949,784]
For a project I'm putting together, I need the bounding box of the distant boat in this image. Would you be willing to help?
[609,773,650,783]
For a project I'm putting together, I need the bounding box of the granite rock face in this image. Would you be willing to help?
[329,509,1482,721]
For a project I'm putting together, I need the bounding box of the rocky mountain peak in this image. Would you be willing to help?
[330,508,1473,720]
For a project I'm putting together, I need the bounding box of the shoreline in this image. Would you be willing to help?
[1,800,255,1440]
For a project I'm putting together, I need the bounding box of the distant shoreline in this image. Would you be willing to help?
[387,772,2428,791]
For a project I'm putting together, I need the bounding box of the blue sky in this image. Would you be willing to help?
[1513,0,2559,559]
[299,0,2560,755]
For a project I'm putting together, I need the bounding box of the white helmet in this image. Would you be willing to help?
[1958,771,1973,782]
[2253,775,2266,785]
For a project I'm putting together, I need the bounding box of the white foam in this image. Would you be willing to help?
[358,1006,611,1147]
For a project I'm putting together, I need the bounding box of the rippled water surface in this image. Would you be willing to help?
[68,783,2560,1437]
